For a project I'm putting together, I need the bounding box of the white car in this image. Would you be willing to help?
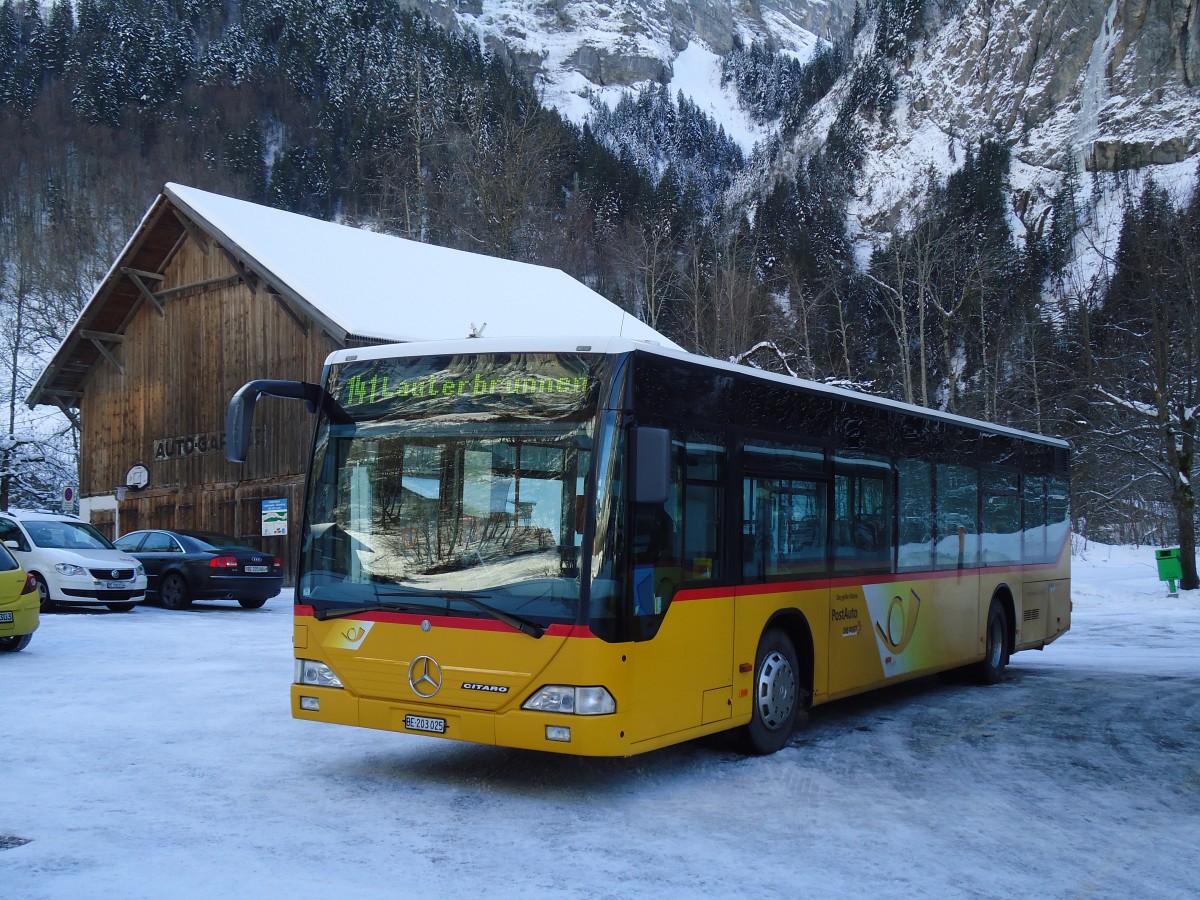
[0,510,147,612]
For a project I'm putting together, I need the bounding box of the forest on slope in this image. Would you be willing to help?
[0,0,1196,583]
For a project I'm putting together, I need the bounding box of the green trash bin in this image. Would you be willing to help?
[1156,548,1182,593]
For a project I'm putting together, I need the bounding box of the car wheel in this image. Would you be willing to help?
[34,575,54,613]
[106,603,135,612]
[0,633,32,652]
[237,597,267,609]
[744,627,802,755]
[160,573,191,610]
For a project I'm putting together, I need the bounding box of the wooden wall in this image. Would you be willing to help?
[80,226,342,583]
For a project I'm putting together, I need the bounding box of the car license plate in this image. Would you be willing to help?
[404,715,446,734]
[245,566,269,573]
[105,581,127,589]
[0,611,12,623]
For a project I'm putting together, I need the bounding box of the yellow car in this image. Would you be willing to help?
[0,542,38,652]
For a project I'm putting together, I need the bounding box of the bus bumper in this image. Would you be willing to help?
[291,685,634,756]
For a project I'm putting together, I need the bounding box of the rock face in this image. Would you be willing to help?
[894,0,1200,171]
[402,1,854,96]
[400,0,1197,228]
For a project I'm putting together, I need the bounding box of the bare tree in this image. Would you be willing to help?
[1091,178,1199,589]
[451,88,567,260]
[612,215,680,333]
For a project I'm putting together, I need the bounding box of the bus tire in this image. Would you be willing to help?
[745,627,800,755]
[975,600,1009,685]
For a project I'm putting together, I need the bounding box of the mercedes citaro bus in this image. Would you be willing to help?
[227,337,1070,756]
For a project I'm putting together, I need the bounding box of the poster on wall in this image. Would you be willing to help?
[261,498,288,536]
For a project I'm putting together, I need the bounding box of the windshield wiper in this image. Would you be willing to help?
[450,593,546,639]
[312,599,434,621]
[310,591,545,636]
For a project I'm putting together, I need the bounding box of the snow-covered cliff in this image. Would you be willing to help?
[420,0,1199,248]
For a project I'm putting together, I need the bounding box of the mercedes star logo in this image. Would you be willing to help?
[407,656,442,698]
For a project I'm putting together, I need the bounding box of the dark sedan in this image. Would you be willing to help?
[113,530,283,610]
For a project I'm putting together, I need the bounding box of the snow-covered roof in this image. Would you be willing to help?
[27,184,676,411]
[164,183,675,347]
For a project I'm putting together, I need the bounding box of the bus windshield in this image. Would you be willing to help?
[299,352,602,628]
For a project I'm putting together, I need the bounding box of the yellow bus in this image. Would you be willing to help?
[228,337,1071,756]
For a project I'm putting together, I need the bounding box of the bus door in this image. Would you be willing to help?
[827,455,897,694]
[625,430,733,744]
[738,438,831,704]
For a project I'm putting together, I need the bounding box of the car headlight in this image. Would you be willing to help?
[136,564,145,577]
[55,563,88,577]
[295,658,343,688]
[522,685,615,715]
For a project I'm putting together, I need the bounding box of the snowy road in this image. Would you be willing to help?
[1,544,1196,898]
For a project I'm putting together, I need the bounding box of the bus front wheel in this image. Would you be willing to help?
[745,628,801,755]
[975,600,1009,685]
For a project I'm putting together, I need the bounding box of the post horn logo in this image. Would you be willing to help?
[875,588,923,655]
[408,656,443,698]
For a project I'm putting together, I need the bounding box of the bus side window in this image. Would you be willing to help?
[678,433,724,582]
[630,430,724,618]
[897,458,933,571]
[981,470,1021,565]
[1046,476,1070,559]
[1023,475,1047,564]
[743,476,827,581]
[833,455,893,573]
[936,463,979,569]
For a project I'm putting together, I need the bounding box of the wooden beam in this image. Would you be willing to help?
[87,335,124,376]
[49,397,81,430]
[221,248,259,295]
[162,229,188,270]
[79,330,124,343]
[120,267,164,282]
[123,269,165,316]
[267,287,310,335]
[172,209,209,254]
[154,274,242,299]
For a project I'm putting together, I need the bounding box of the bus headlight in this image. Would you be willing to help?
[295,659,343,688]
[522,685,615,715]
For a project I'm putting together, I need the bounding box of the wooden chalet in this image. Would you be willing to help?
[28,184,671,582]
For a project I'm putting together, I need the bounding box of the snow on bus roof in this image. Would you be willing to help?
[326,336,1070,449]
[165,183,679,348]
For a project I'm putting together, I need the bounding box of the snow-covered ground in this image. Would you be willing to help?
[2,544,1197,898]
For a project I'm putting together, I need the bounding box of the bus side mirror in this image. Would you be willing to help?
[226,380,323,463]
[633,426,671,505]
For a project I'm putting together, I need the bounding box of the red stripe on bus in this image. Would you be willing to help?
[669,560,1067,603]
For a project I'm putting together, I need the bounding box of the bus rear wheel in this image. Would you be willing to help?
[975,600,1009,685]
[745,627,801,755]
